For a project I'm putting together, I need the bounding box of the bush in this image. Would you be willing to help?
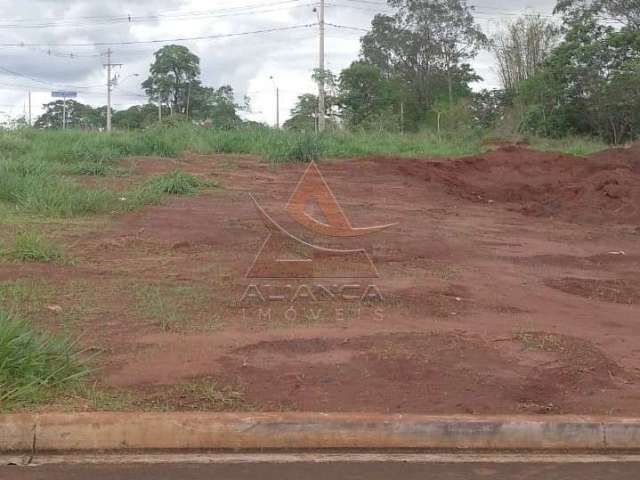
[146,170,214,195]
[3,231,64,263]
[0,311,90,410]
[64,161,110,176]
[267,132,325,163]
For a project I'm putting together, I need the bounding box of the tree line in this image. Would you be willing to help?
[32,0,640,144]
[35,44,246,130]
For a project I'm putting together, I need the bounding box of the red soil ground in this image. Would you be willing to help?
[7,144,640,415]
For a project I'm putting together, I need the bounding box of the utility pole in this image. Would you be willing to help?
[62,97,67,129]
[400,102,404,135]
[318,0,326,133]
[276,87,280,128]
[103,48,122,132]
[28,90,32,126]
[106,49,112,131]
[186,82,192,119]
[158,102,162,122]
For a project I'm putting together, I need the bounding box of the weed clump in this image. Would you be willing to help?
[2,231,65,263]
[146,170,214,195]
[0,310,90,411]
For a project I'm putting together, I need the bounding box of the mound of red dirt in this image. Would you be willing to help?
[372,144,640,224]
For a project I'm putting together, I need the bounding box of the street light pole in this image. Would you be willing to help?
[270,76,280,129]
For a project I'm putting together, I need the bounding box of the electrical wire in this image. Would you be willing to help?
[0,0,310,28]
[0,24,316,48]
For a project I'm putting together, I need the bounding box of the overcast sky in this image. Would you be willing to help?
[0,0,557,125]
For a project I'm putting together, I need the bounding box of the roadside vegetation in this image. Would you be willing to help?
[0,310,90,411]
[0,0,634,413]
[0,128,220,217]
[0,125,608,219]
[1,231,65,263]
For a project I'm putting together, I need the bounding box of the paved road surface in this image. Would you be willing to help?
[2,454,639,480]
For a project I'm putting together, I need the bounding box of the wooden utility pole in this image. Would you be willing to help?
[400,102,404,135]
[318,0,326,133]
[28,90,32,126]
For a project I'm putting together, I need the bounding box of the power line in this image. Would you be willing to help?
[326,22,370,32]
[0,24,317,48]
[0,1,320,30]
[0,66,100,90]
[0,0,309,28]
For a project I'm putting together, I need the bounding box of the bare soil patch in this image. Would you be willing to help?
[546,277,640,305]
[366,144,640,224]
[5,148,640,415]
[213,332,631,414]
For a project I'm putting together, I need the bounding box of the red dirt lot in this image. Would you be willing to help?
[7,145,640,415]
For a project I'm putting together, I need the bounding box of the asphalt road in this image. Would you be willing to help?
[2,454,640,480]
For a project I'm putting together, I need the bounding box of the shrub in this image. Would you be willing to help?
[0,311,90,410]
[2,231,64,263]
[267,132,325,163]
[146,170,214,195]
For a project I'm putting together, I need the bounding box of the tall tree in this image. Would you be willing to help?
[142,45,201,115]
[392,0,487,104]
[519,13,640,142]
[555,0,640,29]
[492,15,560,92]
[338,61,404,130]
[361,0,485,127]
[190,85,242,128]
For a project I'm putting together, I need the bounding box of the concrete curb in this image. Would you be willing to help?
[1,413,640,452]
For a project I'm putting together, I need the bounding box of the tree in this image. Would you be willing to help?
[142,45,201,115]
[492,15,560,92]
[469,89,510,129]
[190,85,242,128]
[286,70,339,131]
[284,94,320,131]
[35,100,104,129]
[112,104,160,129]
[338,61,404,131]
[392,0,487,104]
[519,13,640,142]
[360,0,484,129]
[555,0,640,29]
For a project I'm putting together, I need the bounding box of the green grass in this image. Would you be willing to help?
[119,171,215,212]
[528,136,609,156]
[63,161,111,176]
[137,285,185,332]
[0,126,613,218]
[0,280,55,318]
[146,170,215,195]
[2,231,65,263]
[0,310,90,411]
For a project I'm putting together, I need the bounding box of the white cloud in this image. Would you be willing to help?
[0,0,557,124]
